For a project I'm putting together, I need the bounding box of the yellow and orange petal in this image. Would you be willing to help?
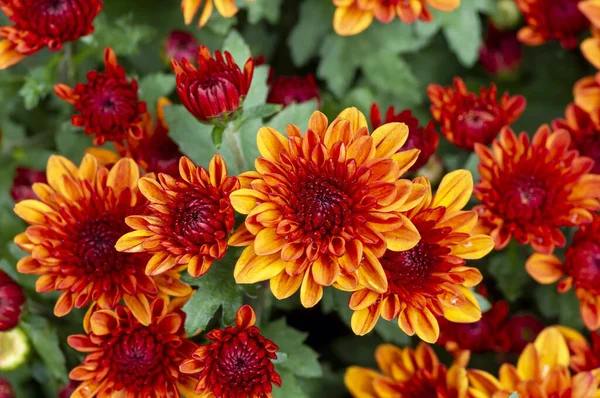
[182,0,253,28]
[467,326,600,398]
[474,125,600,254]
[345,343,470,398]
[349,171,493,343]
[229,107,428,308]
[68,298,198,398]
[332,0,460,36]
[13,154,191,324]
[116,154,239,278]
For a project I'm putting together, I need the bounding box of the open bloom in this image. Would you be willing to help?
[332,0,461,36]
[370,103,439,172]
[13,155,191,324]
[180,305,282,397]
[54,48,147,145]
[345,343,470,398]
[0,270,24,331]
[116,155,239,278]
[428,77,526,151]
[181,0,252,28]
[172,45,254,123]
[10,167,46,202]
[553,103,600,174]
[0,0,102,69]
[468,327,600,398]
[228,108,427,308]
[349,171,493,343]
[526,215,600,330]
[68,298,197,398]
[474,126,600,253]
[267,74,320,108]
[479,24,523,78]
[514,0,590,49]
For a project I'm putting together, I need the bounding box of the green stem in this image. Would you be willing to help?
[58,43,75,84]
[253,281,272,327]
[223,122,247,173]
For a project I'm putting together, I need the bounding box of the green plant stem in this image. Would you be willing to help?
[253,281,272,327]
[223,121,247,173]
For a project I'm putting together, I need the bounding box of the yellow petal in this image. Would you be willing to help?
[408,306,440,344]
[333,4,374,36]
[123,294,151,326]
[234,245,286,284]
[525,253,563,284]
[426,0,460,11]
[107,158,139,194]
[533,327,570,373]
[351,306,381,336]
[432,169,473,213]
[383,215,420,251]
[371,122,409,159]
[214,0,238,17]
[451,234,494,260]
[14,200,54,225]
[270,271,303,300]
[254,228,286,256]
[344,367,379,398]
[374,344,404,376]
[257,127,288,162]
[337,107,368,131]
[300,270,323,308]
[115,230,155,253]
[230,189,268,214]
[46,155,78,193]
[182,0,202,24]
[516,344,541,381]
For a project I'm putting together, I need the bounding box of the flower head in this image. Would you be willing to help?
[552,103,600,174]
[116,154,239,278]
[427,77,526,151]
[182,0,244,28]
[228,108,427,308]
[54,48,148,145]
[180,305,282,397]
[349,171,493,343]
[370,103,439,171]
[162,30,199,65]
[13,155,191,323]
[468,327,600,398]
[527,215,600,330]
[515,0,589,49]
[479,24,523,78]
[474,126,600,253]
[10,167,46,202]
[267,74,320,108]
[0,0,102,69]
[345,343,469,398]
[0,270,24,331]
[172,45,254,123]
[0,377,13,398]
[68,298,197,398]
[332,0,461,36]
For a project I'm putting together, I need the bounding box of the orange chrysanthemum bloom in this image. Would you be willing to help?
[556,325,600,373]
[349,171,493,343]
[332,0,460,36]
[68,298,198,398]
[180,305,282,397]
[574,73,600,118]
[345,343,470,398]
[116,155,239,278]
[181,0,253,28]
[527,215,600,330]
[0,0,103,69]
[467,327,600,398]
[427,77,526,151]
[474,126,600,254]
[228,108,427,308]
[13,155,191,324]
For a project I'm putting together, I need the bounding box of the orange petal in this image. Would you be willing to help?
[230,189,268,214]
[337,107,368,131]
[257,127,288,162]
[312,256,339,286]
[383,214,420,251]
[234,245,286,284]
[300,270,323,308]
[533,327,569,371]
[371,122,409,159]
[451,234,494,260]
[90,310,120,335]
[432,169,473,213]
[426,0,460,11]
[525,253,563,284]
[145,252,178,275]
[235,304,256,329]
[0,40,26,70]
[115,230,155,252]
[14,200,53,224]
[408,306,440,344]
[123,294,152,326]
[357,250,388,294]
[516,344,541,382]
[214,0,238,17]
[351,306,381,336]
[138,177,168,204]
[254,228,286,256]
[344,366,379,398]
[107,157,139,194]
[333,5,374,36]
[270,271,303,299]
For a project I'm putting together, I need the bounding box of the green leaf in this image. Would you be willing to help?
[473,291,492,312]
[508,393,520,398]
[266,100,319,134]
[138,73,175,114]
[244,65,270,108]
[440,0,483,67]
[272,368,308,398]
[261,318,322,378]
[181,250,244,336]
[559,289,585,330]
[247,0,282,24]
[238,117,263,164]
[534,284,560,318]
[489,242,531,302]
[82,13,154,56]
[374,319,411,345]
[54,123,94,163]
[464,152,481,183]
[19,66,54,110]
[288,0,335,67]
[242,104,283,120]
[164,105,216,168]
[223,30,252,66]
[361,53,422,107]
[317,35,358,98]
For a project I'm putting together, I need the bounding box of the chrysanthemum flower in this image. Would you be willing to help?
[0,270,24,331]
[427,77,526,151]
[514,0,590,49]
[370,103,439,172]
[13,155,191,324]
[68,298,197,398]
[0,377,13,398]
[479,24,523,78]
[552,103,600,174]
[10,167,46,202]
[349,171,493,343]
[181,0,252,28]
[526,215,600,330]
[332,0,461,36]
[267,74,320,108]
[172,45,254,123]
[162,30,199,65]
[54,47,147,146]
[474,126,600,254]
[180,305,282,397]
[553,325,600,373]
[468,327,600,398]
[0,0,102,69]
[228,108,427,308]
[116,155,239,278]
[345,343,470,398]
[58,381,80,398]
[574,73,600,117]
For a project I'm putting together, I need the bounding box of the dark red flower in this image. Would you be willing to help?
[54,47,147,145]
[10,166,46,202]
[180,305,282,398]
[0,0,103,69]
[0,270,24,331]
[515,0,589,49]
[370,103,439,171]
[58,381,80,398]
[552,103,600,174]
[0,377,14,398]
[162,30,198,65]
[172,46,254,123]
[501,313,545,352]
[267,74,320,107]
[479,23,523,78]
[428,77,526,151]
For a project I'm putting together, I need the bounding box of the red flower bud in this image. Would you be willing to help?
[479,24,523,79]
[0,270,25,331]
[10,167,46,202]
[267,75,320,107]
[0,377,14,398]
[162,30,199,66]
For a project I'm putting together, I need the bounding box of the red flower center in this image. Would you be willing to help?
[567,241,600,293]
[578,136,600,174]
[77,216,129,274]
[502,174,549,221]
[456,108,502,145]
[173,191,227,244]
[398,371,443,398]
